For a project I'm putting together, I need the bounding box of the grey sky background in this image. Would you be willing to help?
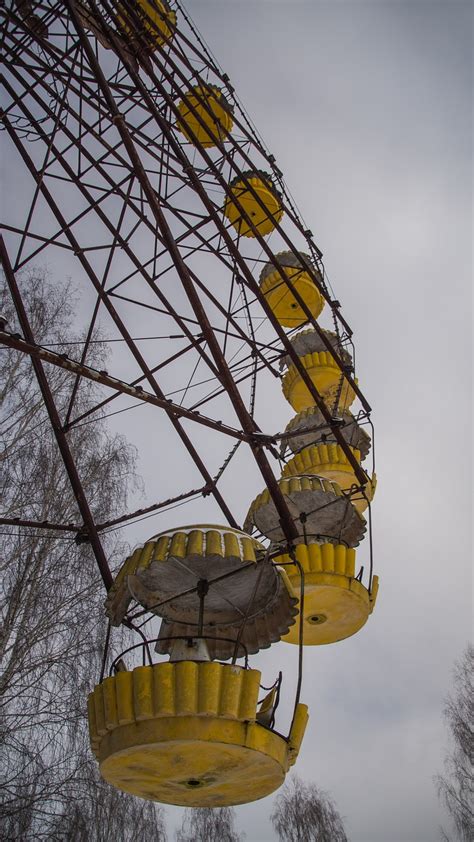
[2,1,472,840]
[156,2,472,840]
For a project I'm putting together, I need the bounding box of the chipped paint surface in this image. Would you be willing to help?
[99,717,287,806]
[274,544,379,645]
[88,662,308,806]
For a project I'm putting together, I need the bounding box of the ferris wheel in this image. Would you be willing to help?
[1,0,379,808]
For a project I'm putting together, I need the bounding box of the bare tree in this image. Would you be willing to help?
[270,775,348,842]
[175,807,244,842]
[47,757,168,842]
[436,645,474,842]
[0,269,166,840]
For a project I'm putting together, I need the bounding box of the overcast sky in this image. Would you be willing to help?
[157,2,472,840]
[3,1,472,840]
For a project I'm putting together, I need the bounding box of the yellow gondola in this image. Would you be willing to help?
[282,351,358,412]
[244,475,366,546]
[273,543,379,645]
[223,170,283,237]
[280,443,376,513]
[259,251,325,327]
[105,525,298,658]
[176,85,234,147]
[118,0,176,48]
[88,662,308,806]
[283,406,371,459]
[280,327,352,369]
[281,327,357,412]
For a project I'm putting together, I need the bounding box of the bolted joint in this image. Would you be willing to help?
[75,526,90,545]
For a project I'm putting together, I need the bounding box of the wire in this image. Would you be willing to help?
[99,493,203,535]
[67,398,145,429]
[0,531,74,540]
[42,334,186,346]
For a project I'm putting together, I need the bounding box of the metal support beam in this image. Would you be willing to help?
[94,485,212,532]
[0,115,239,528]
[0,236,113,588]
[66,0,299,542]
[0,329,247,443]
[115,0,366,394]
[0,517,79,533]
[74,10,370,489]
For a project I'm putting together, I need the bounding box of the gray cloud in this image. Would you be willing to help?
[2,1,471,840]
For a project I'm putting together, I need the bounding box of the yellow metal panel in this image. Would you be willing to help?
[303,446,314,469]
[308,543,322,572]
[346,547,356,578]
[169,531,187,558]
[334,545,347,575]
[240,536,257,562]
[304,477,314,491]
[340,379,356,409]
[277,566,299,602]
[330,476,344,496]
[154,534,170,561]
[175,661,198,715]
[115,671,134,724]
[321,543,335,573]
[102,675,119,731]
[187,529,204,556]
[110,555,132,590]
[223,531,240,559]
[109,550,136,593]
[239,669,261,721]
[245,721,288,770]
[220,665,243,719]
[205,529,223,557]
[153,662,175,716]
[129,547,143,574]
[197,662,222,716]
[318,443,329,463]
[93,683,107,737]
[370,574,380,611]
[137,541,155,571]
[288,703,309,765]
[133,666,154,721]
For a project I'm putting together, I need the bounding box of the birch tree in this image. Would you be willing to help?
[0,269,166,840]
[436,645,474,842]
[176,807,243,841]
[271,775,347,842]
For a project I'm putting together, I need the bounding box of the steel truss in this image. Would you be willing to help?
[1,1,374,597]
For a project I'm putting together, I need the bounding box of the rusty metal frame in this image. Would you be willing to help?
[0,237,112,588]
[70,0,370,487]
[1,0,375,592]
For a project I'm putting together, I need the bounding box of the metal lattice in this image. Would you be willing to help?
[1,0,374,597]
